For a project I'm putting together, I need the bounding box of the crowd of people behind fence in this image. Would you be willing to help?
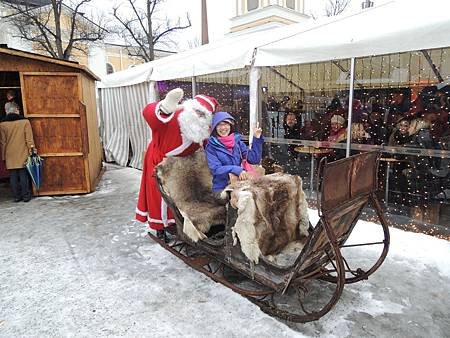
[278,85,450,202]
[280,86,449,148]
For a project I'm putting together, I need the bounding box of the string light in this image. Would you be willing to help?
[155,48,449,238]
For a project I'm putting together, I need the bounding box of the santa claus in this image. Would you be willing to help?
[135,88,219,240]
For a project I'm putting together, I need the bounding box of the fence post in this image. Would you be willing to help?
[346,57,356,158]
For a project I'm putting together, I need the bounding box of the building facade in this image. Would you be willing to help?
[230,0,309,34]
[0,1,174,78]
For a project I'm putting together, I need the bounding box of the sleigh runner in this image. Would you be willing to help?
[150,150,390,322]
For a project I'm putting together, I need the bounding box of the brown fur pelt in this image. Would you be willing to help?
[156,151,227,238]
[261,157,284,174]
[226,173,309,264]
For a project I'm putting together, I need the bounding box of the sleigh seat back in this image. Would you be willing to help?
[286,151,382,281]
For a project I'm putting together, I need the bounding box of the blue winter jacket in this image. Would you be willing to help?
[205,111,264,192]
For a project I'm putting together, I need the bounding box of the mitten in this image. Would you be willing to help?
[160,88,183,115]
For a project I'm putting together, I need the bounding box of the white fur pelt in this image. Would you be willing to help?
[231,191,261,264]
[178,99,212,144]
[179,210,207,242]
[227,173,309,264]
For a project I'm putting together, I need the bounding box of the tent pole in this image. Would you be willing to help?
[346,57,356,158]
[192,76,197,96]
[149,81,158,101]
[249,66,261,145]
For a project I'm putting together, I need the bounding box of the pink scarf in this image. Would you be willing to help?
[217,134,235,153]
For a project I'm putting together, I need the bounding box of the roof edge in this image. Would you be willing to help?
[0,47,100,81]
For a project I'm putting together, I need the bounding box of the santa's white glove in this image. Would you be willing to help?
[160,88,183,115]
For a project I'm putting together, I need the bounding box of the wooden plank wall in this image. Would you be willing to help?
[80,74,103,192]
[21,72,90,195]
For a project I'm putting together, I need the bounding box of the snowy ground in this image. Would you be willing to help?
[0,165,449,337]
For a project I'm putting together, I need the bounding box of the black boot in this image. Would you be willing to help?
[156,230,165,241]
[155,229,175,243]
[166,224,177,235]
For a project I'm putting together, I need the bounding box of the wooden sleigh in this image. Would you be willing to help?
[150,150,390,323]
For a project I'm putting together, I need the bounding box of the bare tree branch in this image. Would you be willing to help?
[112,0,191,62]
[128,0,149,38]
[4,0,108,60]
[113,6,151,61]
[325,0,351,17]
[152,15,191,45]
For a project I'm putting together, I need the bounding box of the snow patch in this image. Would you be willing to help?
[358,290,405,316]
[307,209,450,278]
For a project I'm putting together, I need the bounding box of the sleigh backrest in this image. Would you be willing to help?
[293,151,380,276]
[320,151,379,213]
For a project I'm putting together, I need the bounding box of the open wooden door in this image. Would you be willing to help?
[20,72,90,195]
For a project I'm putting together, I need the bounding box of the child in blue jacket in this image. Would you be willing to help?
[205,111,264,197]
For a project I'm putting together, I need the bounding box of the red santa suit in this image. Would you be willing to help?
[135,93,219,230]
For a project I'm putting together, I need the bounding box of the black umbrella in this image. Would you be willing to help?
[25,150,44,190]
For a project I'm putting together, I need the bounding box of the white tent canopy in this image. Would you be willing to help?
[98,61,152,88]
[99,0,450,88]
[98,29,276,88]
[255,0,450,66]
[97,0,450,169]
[98,18,336,88]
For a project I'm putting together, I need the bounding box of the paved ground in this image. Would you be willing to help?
[0,165,449,337]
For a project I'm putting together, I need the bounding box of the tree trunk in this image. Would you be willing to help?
[147,1,154,61]
[201,0,209,45]
[52,0,65,59]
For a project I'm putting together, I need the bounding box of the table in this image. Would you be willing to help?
[379,157,407,205]
[294,146,333,192]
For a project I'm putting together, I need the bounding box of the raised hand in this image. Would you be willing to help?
[253,122,262,138]
[160,88,184,115]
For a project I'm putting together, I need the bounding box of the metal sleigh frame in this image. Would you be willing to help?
[149,151,390,323]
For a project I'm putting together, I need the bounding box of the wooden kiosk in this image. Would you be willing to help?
[0,47,103,195]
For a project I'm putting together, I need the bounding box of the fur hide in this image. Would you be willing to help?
[226,173,309,264]
[156,151,227,242]
[261,157,284,174]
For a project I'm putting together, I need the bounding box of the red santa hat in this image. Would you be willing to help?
[193,94,219,113]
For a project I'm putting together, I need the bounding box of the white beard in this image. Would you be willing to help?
[178,99,212,144]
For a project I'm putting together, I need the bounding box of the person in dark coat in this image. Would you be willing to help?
[283,111,301,159]
[367,108,388,145]
[405,117,440,202]
[205,112,263,197]
[388,116,412,146]
[387,89,410,129]
[283,111,301,140]
[387,116,413,200]
[298,119,319,140]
